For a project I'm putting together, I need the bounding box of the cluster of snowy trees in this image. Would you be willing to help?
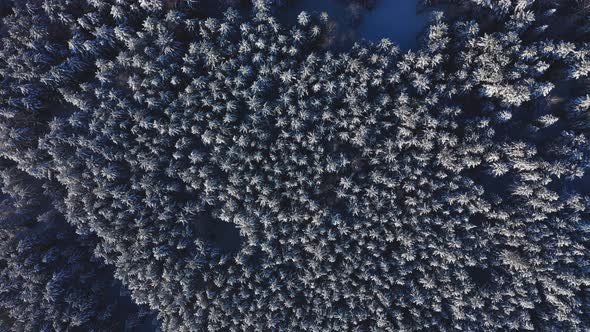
[0,160,154,330]
[1,0,589,330]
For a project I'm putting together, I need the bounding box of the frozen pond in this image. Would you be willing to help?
[274,0,436,51]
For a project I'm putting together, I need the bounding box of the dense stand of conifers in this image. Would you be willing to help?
[0,0,589,331]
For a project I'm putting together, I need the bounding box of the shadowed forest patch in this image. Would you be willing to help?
[193,212,243,253]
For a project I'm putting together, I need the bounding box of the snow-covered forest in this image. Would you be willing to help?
[0,0,589,330]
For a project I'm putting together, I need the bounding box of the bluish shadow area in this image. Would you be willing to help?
[274,0,437,51]
[104,279,160,332]
[193,212,243,253]
[357,0,433,50]
[558,173,590,196]
[0,0,13,18]
[467,266,493,287]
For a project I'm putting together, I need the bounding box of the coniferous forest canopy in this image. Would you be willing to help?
[0,0,589,330]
